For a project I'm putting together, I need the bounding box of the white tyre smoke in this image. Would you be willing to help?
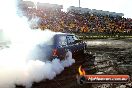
[0,0,75,88]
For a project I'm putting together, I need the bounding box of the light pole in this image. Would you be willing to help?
[79,0,80,7]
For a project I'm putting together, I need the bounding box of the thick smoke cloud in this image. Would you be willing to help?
[0,0,75,88]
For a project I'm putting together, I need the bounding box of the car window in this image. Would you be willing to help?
[58,36,67,46]
[67,35,78,44]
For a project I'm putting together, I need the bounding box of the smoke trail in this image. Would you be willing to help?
[0,0,75,88]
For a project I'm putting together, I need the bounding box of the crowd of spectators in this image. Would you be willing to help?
[21,3,132,34]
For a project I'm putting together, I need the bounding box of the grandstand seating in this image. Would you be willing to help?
[19,1,132,34]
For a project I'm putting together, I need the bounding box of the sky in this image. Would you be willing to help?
[24,0,132,18]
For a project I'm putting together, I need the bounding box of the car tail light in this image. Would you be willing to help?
[52,49,58,56]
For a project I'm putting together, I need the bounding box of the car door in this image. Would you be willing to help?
[56,35,68,59]
[66,35,76,53]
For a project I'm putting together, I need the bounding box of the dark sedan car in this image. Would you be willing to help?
[37,33,86,61]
